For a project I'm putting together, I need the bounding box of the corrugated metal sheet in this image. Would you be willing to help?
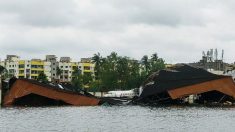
[168,77,235,99]
[4,79,100,106]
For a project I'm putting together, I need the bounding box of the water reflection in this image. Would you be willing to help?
[0,106,235,132]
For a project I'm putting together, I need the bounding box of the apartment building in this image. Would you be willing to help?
[0,55,52,81]
[46,55,58,81]
[78,58,95,76]
[0,55,95,83]
[18,59,52,81]
[2,55,20,77]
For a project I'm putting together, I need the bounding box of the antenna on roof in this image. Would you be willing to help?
[222,49,224,61]
[215,48,218,61]
[210,49,214,62]
[202,51,206,57]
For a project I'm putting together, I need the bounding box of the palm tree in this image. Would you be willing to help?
[141,55,150,74]
[56,66,62,82]
[151,53,158,62]
[92,53,102,80]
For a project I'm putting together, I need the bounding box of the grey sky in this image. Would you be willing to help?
[0,0,235,63]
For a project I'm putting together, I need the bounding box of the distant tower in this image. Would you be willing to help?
[202,51,206,57]
[210,49,214,62]
[207,51,210,62]
[222,49,224,61]
[215,48,218,61]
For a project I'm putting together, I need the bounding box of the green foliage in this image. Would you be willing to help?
[56,66,62,77]
[90,52,166,92]
[37,72,49,83]
[92,52,102,80]
[150,53,165,73]
[89,80,101,92]
[72,68,83,89]
[0,66,10,79]
[0,65,5,74]
[83,72,93,87]
[71,68,93,90]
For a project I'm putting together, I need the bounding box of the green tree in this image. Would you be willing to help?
[89,52,166,91]
[72,68,83,90]
[83,72,93,88]
[150,53,165,72]
[92,53,102,80]
[99,57,118,91]
[56,66,62,80]
[141,55,150,74]
[0,66,8,79]
[127,60,142,89]
[37,72,49,83]
[116,57,129,90]
[0,65,5,74]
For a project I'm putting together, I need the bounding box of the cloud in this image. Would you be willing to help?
[0,0,235,63]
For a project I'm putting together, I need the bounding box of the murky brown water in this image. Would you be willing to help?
[0,106,235,132]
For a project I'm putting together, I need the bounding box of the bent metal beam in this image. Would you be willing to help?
[168,77,235,100]
[3,79,101,106]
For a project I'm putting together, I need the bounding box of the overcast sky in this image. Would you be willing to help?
[0,0,235,63]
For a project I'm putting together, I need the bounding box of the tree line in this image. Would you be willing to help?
[0,52,166,92]
[72,52,165,92]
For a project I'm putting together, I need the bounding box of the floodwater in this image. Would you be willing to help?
[0,106,235,132]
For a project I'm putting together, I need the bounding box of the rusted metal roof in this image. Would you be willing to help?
[138,64,235,103]
[4,79,101,106]
[168,77,235,99]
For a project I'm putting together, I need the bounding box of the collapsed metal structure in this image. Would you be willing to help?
[3,64,235,107]
[136,64,235,105]
[3,79,101,106]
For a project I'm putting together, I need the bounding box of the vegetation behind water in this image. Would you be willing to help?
[0,52,166,92]
[72,52,165,92]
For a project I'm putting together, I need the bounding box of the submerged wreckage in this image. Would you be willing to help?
[2,64,235,107]
[135,64,235,106]
[3,79,102,107]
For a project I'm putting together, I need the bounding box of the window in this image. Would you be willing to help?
[61,66,63,68]
[65,66,68,68]
[84,66,90,70]
[19,70,24,74]
[31,70,38,74]
[26,69,30,73]
[19,64,25,68]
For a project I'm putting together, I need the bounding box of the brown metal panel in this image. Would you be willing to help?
[4,80,100,106]
[168,77,235,99]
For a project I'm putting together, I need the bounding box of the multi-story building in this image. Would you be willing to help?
[58,57,79,82]
[0,55,52,81]
[78,58,95,76]
[2,55,20,77]
[18,59,52,81]
[0,55,95,83]
[46,55,58,81]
